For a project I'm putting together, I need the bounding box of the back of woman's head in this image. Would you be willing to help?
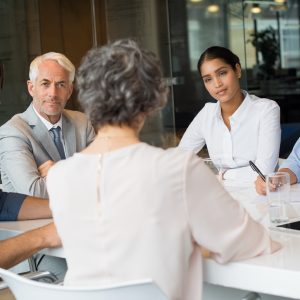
[197,46,241,74]
[77,39,168,129]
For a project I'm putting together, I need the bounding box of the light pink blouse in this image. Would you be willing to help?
[48,143,274,300]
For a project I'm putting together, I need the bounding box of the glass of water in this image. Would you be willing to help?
[266,172,290,224]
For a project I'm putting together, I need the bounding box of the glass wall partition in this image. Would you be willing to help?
[105,0,176,147]
[168,0,246,138]
[0,0,176,148]
[0,0,38,125]
[1,0,300,153]
[0,0,103,123]
[243,0,300,157]
[168,0,300,157]
[243,0,300,118]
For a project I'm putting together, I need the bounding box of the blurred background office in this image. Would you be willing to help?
[0,0,299,156]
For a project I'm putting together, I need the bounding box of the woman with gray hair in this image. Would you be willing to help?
[47,39,279,300]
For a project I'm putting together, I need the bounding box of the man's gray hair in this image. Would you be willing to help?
[77,39,168,129]
[29,52,75,83]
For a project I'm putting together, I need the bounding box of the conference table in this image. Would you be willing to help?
[2,182,300,299]
[203,182,300,300]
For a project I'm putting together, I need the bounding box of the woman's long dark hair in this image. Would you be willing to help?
[197,46,241,74]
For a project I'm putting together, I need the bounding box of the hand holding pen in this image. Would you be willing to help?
[249,161,268,195]
[249,160,266,182]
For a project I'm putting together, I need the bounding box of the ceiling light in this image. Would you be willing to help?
[274,0,286,3]
[270,4,287,11]
[207,4,220,13]
[251,4,262,14]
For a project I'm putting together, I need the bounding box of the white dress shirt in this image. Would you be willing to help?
[47,143,273,300]
[179,91,281,182]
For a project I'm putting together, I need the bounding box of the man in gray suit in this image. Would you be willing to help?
[0,52,94,280]
[0,52,95,198]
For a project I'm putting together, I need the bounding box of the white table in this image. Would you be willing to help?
[2,184,300,299]
[0,219,64,258]
[203,182,300,300]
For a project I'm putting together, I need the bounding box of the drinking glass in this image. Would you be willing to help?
[266,172,290,224]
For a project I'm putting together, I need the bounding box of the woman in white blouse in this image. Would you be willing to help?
[47,39,279,300]
[179,46,280,182]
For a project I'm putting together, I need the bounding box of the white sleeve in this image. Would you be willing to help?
[178,110,206,153]
[254,101,281,175]
[184,155,274,263]
[223,101,280,182]
[223,165,257,183]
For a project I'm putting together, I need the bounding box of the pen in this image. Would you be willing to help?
[249,160,266,182]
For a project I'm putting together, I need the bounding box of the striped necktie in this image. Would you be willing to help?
[50,126,66,159]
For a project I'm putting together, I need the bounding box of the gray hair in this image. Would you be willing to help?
[29,52,75,83]
[76,39,168,129]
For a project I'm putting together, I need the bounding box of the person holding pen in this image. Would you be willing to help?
[256,138,300,194]
[178,46,281,182]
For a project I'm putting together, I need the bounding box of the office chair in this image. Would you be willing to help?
[0,268,168,300]
[280,122,300,158]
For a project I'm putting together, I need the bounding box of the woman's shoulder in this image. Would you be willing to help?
[138,143,196,162]
[202,101,218,111]
[48,152,94,178]
[247,93,279,109]
[190,102,218,122]
[157,146,201,170]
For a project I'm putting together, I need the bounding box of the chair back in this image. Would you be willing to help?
[0,268,168,300]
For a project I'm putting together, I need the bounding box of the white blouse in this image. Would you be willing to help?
[179,91,281,182]
[48,143,274,300]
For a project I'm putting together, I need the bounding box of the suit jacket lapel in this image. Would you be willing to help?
[62,112,76,157]
[33,121,61,161]
[22,103,62,161]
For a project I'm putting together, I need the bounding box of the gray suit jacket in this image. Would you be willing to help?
[0,103,95,198]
